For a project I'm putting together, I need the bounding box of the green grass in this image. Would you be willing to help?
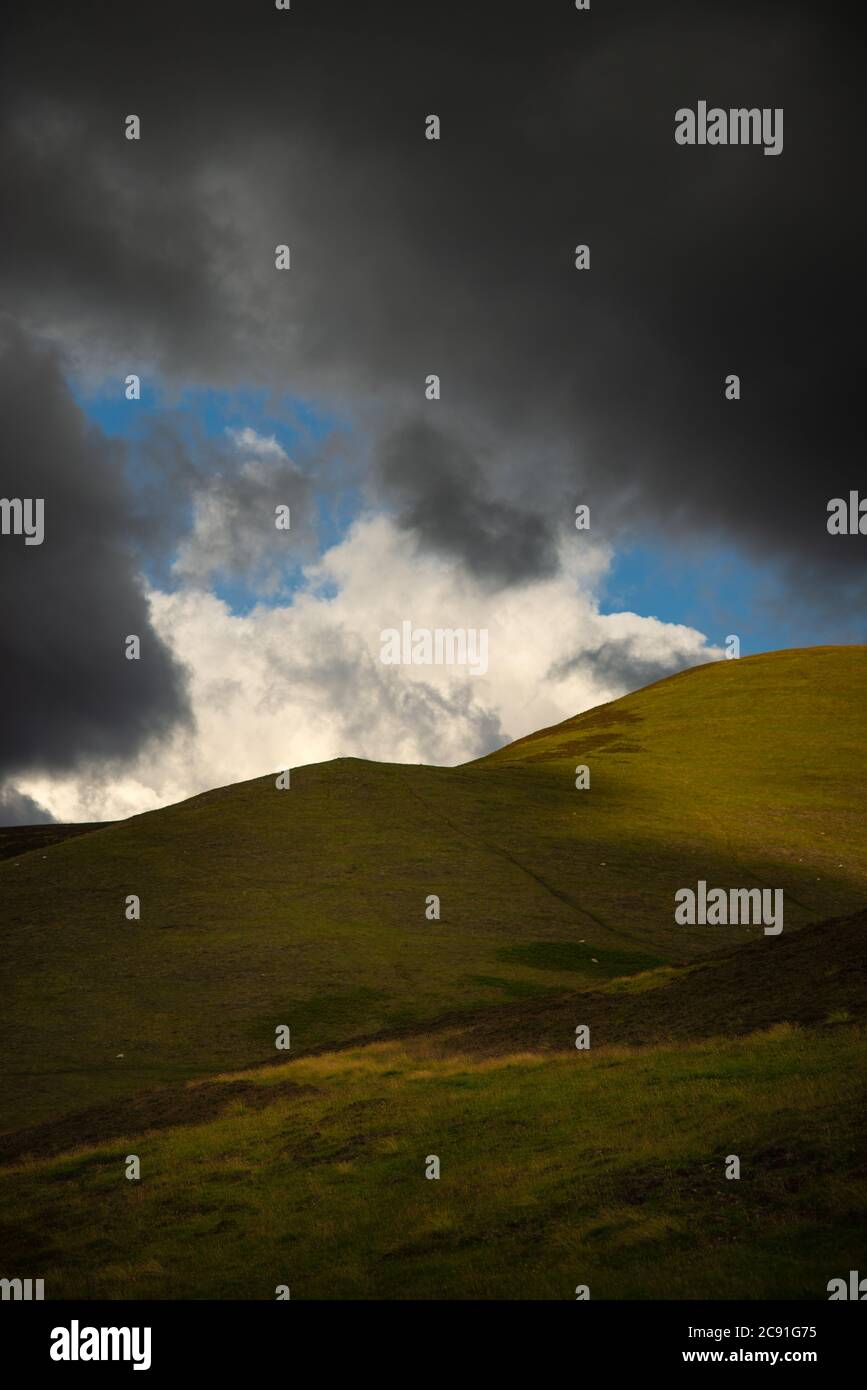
[1,645,865,1134]
[1,1022,864,1300]
[496,940,666,976]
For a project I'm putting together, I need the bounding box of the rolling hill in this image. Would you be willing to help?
[1,644,865,1299]
[1,645,865,1137]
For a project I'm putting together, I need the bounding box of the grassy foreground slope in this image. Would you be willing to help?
[1,646,865,1134]
[1,1021,865,1299]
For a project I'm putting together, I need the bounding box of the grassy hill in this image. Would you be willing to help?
[1,644,865,1299]
[1,645,865,1138]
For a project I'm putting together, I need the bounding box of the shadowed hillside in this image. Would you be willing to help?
[0,821,110,863]
[3,907,865,1167]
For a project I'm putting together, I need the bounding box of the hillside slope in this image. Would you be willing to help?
[3,906,865,1167]
[1,645,865,1134]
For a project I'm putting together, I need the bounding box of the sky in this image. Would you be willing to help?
[0,0,863,825]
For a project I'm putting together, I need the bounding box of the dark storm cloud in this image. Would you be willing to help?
[1,0,863,607]
[0,321,190,782]
[0,786,55,825]
[379,421,558,587]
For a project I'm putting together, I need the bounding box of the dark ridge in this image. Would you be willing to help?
[0,822,112,863]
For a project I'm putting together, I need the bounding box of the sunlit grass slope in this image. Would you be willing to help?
[1,646,865,1133]
[2,1021,865,1299]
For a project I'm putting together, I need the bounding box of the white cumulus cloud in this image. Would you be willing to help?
[18,515,720,822]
